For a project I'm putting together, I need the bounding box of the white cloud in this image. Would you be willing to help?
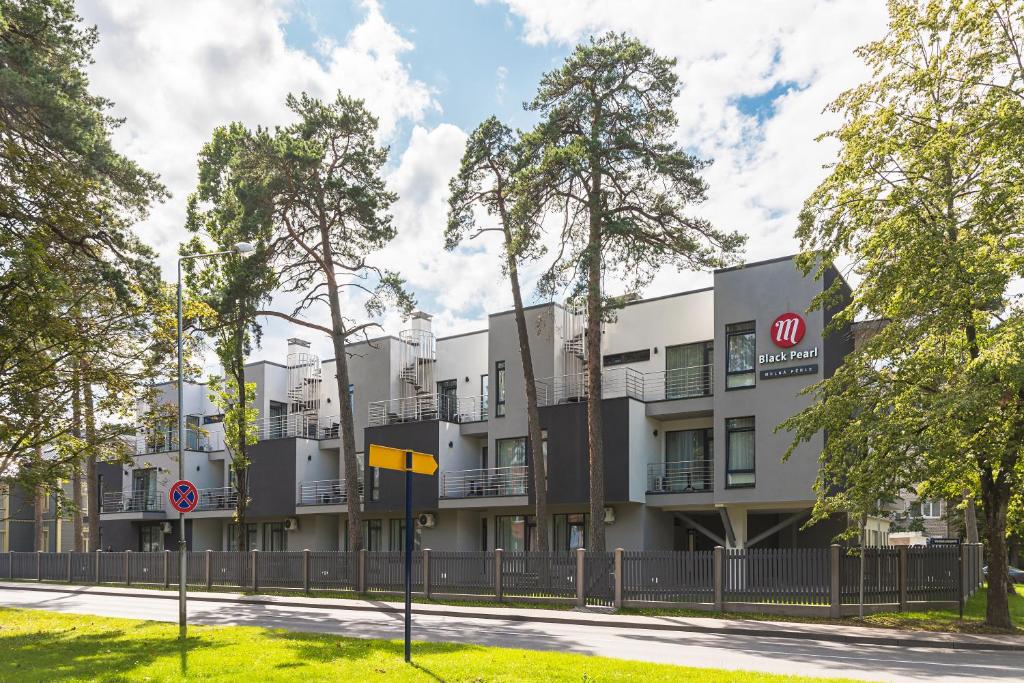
[488,0,888,294]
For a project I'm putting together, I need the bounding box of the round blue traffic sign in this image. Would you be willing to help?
[169,480,199,513]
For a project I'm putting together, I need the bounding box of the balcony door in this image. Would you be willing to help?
[665,342,713,399]
[132,468,158,509]
[437,379,457,422]
[664,429,712,492]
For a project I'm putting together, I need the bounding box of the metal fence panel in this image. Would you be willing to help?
[430,552,493,596]
[622,550,714,603]
[11,553,35,579]
[366,551,421,593]
[257,551,304,589]
[0,552,10,579]
[502,552,576,599]
[583,551,615,606]
[128,552,166,585]
[310,551,354,591]
[39,553,67,581]
[908,546,958,602]
[840,548,899,605]
[69,552,95,583]
[725,548,830,605]
[98,552,126,583]
[209,551,250,588]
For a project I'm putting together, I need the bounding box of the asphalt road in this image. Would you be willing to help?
[0,586,1021,682]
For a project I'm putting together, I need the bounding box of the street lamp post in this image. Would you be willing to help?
[176,241,254,639]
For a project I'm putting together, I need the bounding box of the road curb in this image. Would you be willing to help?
[2,582,1021,652]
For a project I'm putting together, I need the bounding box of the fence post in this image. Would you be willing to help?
[613,548,623,610]
[66,552,72,583]
[357,548,367,593]
[36,551,41,582]
[494,549,503,602]
[205,549,212,590]
[829,544,841,618]
[575,547,586,607]
[898,546,909,612]
[422,548,431,599]
[95,550,101,584]
[163,550,170,589]
[125,550,131,586]
[713,546,724,612]
[251,549,258,592]
[957,543,965,619]
[303,549,311,594]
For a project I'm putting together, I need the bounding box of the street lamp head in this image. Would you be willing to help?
[232,241,256,257]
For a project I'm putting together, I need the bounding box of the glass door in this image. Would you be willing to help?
[665,429,711,492]
[665,341,712,399]
[437,379,458,422]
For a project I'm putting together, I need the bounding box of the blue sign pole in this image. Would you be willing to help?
[404,450,413,662]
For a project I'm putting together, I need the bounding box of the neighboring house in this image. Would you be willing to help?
[91,254,884,553]
[0,482,61,552]
[884,492,956,546]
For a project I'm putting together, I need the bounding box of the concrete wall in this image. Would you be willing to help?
[436,330,489,405]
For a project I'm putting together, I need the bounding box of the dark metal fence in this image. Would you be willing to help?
[622,550,714,603]
[0,545,985,613]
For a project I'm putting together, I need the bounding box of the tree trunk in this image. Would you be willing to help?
[83,377,100,553]
[981,470,1012,629]
[963,494,979,545]
[33,464,45,552]
[232,331,250,552]
[71,365,84,552]
[586,164,605,552]
[504,234,548,552]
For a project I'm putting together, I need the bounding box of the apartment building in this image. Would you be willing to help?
[94,255,874,553]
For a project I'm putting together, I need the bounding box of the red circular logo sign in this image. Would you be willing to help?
[770,312,806,348]
[169,480,199,513]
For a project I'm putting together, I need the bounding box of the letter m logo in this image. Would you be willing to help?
[770,312,805,349]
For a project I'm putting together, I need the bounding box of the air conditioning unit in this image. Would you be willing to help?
[284,518,299,531]
[417,513,436,528]
[603,506,616,524]
[160,522,173,534]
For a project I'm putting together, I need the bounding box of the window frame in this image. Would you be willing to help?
[725,416,756,488]
[495,361,506,417]
[725,321,756,390]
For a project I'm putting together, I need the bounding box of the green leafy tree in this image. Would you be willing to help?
[525,33,745,550]
[257,93,414,552]
[782,0,1024,628]
[186,122,276,551]
[447,117,550,550]
[208,377,258,550]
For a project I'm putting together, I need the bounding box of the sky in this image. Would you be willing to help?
[76,0,890,372]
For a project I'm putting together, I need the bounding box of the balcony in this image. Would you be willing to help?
[102,489,163,513]
[441,466,529,499]
[536,367,644,406]
[643,365,713,401]
[647,460,713,494]
[297,479,363,506]
[137,428,221,456]
[194,486,238,512]
[368,394,487,427]
[251,413,341,441]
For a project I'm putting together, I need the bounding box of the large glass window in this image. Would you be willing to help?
[665,341,713,398]
[139,524,162,552]
[131,468,158,510]
[495,361,506,417]
[726,417,755,487]
[228,522,258,551]
[725,322,756,389]
[480,374,489,419]
[362,519,382,551]
[665,428,712,492]
[553,513,588,550]
[263,522,286,551]
[437,379,457,422]
[269,401,288,439]
[495,515,535,551]
[389,518,422,551]
[496,437,526,468]
[912,500,941,519]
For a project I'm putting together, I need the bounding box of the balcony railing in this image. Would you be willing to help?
[137,428,221,456]
[101,489,163,513]
[643,365,713,401]
[536,367,644,406]
[441,465,529,499]
[368,394,487,427]
[251,413,341,441]
[194,486,238,512]
[647,460,713,494]
[297,478,363,506]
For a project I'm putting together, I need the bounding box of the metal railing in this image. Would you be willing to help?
[251,413,341,441]
[535,367,644,406]
[647,460,713,494]
[297,479,363,506]
[368,394,488,427]
[101,489,163,513]
[441,466,529,498]
[137,428,221,455]
[195,487,237,512]
[643,364,713,401]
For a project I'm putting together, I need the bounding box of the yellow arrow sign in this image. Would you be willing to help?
[368,444,438,476]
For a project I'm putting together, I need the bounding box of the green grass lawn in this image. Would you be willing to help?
[861,584,1023,634]
[0,607,855,683]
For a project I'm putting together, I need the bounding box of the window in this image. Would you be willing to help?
[480,374,489,419]
[263,522,286,551]
[726,417,755,487]
[912,500,941,519]
[496,437,526,468]
[495,361,506,417]
[495,515,535,551]
[553,513,588,550]
[480,445,488,470]
[41,527,49,552]
[228,522,258,551]
[480,518,488,551]
[388,518,421,551]
[203,413,224,425]
[140,524,162,552]
[362,519,382,551]
[541,429,548,478]
[437,379,457,422]
[725,322,756,389]
[664,428,712,492]
[665,341,713,398]
[269,401,288,439]
[186,414,201,450]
